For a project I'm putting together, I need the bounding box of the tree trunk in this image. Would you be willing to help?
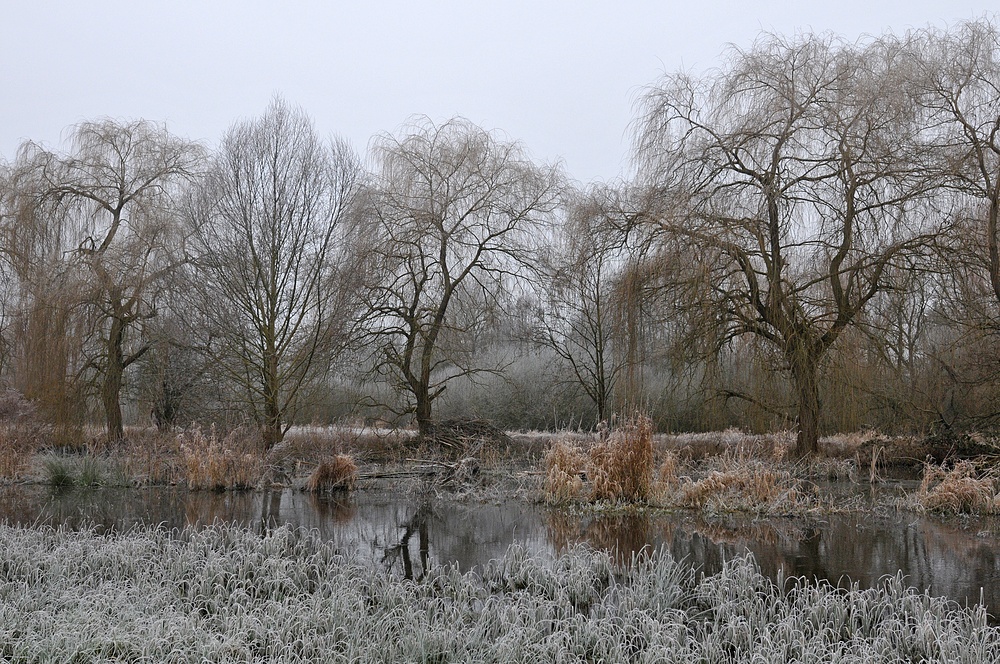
[103,316,126,442]
[262,386,282,450]
[414,385,433,437]
[262,343,282,450]
[790,350,821,458]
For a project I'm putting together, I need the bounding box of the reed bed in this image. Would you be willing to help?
[543,437,588,503]
[543,414,655,504]
[666,447,808,514]
[304,454,358,492]
[1,522,997,663]
[589,414,655,502]
[179,426,264,491]
[916,461,1000,515]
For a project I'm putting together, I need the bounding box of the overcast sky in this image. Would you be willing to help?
[1,1,993,183]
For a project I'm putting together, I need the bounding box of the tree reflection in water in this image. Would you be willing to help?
[382,500,433,580]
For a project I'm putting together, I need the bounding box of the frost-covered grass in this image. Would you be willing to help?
[1,523,998,663]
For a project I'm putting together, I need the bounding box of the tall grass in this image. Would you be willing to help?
[0,523,997,662]
[916,461,1000,515]
[672,447,807,513]
[0,389,47,480]
[37,453,132,487]
[543,414,655,504]
[589,414,655,501]
[543,437,588,503]
[179,426,264,491]
[304,454,358,492]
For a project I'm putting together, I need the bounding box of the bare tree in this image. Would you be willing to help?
[532,188,631,421]
[634,33,942,456]
[915,21,1000,310]
[6,120,202,440]
[188,98,362,449]
[361,117,562,434]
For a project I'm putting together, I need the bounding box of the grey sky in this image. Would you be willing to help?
[1,1,992,183]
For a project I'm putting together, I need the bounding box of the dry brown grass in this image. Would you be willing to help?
[179,426,264,491]
[542,437,588,504]
[304,454,358,492]
[657,451,680,487]
[588,414,655,502]
[659,428,795,460]
[916,461,1000,515]
[673,449,806,513]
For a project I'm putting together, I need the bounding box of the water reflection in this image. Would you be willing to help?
[2,484,999,620]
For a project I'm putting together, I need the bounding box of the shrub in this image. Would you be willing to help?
[304,454,358,492]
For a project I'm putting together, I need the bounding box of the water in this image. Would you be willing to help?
[3,484,1000,619]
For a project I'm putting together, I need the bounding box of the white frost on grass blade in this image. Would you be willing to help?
[0,523,997,662]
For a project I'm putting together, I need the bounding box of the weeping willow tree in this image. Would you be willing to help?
[361,117,562,434]
[5,120,202,441]
[633,32,944,456]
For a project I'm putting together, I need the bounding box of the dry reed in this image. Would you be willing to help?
[542,437,587,503]
[589,414,654,502]
[0,389,46,480]
[916,461,1000,515]
[676,449,805,513]
[304,454,358,492]
[179,426,263,490]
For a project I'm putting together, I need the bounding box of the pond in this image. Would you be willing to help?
[3,484,1000,621]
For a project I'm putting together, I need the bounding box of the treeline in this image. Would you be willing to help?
[2,19,1000,457]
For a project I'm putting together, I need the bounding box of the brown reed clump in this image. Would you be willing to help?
[0,425,46,480]
[916,461,999,515]
[179,426,264,491]
[678,451,803,513]
[305,454,358,493]
[589,414,654,502]
[657,451,680,487]
[542,437,588,504]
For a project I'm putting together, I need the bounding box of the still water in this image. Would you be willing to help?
[2,484,1000,619]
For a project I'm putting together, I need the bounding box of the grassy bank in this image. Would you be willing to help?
[1,523,997,663]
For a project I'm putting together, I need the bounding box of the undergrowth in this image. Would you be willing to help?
[0,389,47,481]
[545,423,816,514]
[0,523,997,663]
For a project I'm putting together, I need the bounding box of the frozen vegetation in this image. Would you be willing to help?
[1,522,998,662]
